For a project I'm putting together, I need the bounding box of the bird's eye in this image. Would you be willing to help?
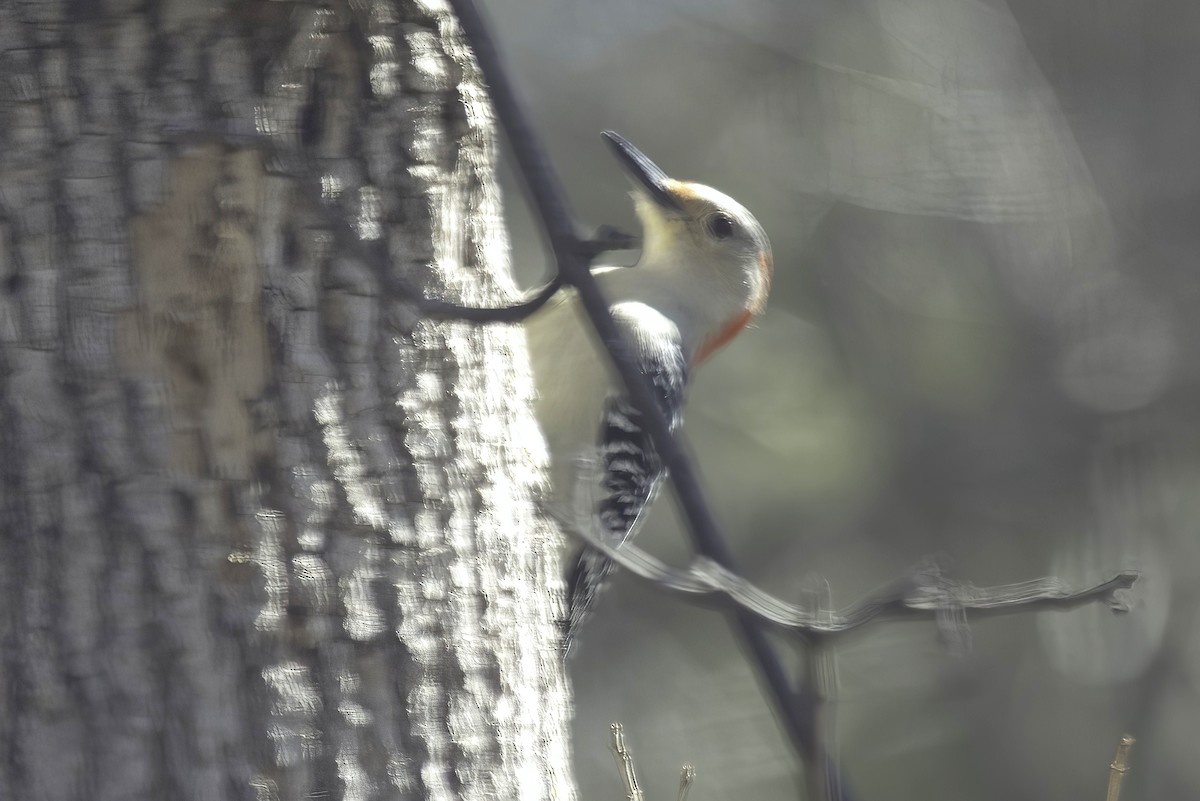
[706,213,736,240]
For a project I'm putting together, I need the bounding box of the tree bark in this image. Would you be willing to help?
[0,1,572,800]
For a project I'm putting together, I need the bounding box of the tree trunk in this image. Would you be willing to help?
[0,1,572,799]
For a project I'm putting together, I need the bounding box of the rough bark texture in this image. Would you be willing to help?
[0,1,572,800]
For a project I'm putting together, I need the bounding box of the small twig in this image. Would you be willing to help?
[161,124,601,325]
[609,723,696,801]
[556,514,1139,639]
[1105,734,1135,801]
[801,580,842,801]
[403,227,636,322]
[677,764,695,801]
[610,723,645,801]
[405,274,564,322]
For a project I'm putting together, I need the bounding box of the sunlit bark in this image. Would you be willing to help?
[0,2,571,799]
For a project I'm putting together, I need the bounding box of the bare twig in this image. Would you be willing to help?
[447,0,832,778]
[610,723,645,801]
[676,765,695,801]
[410,226,636,321]
[609,723,696,801]
[395,225,637,321]
[161,126,592,325]
[1105,734,1135,801]
[801,581,842,801]
[406,274,564,322]
[556,515,1139,639]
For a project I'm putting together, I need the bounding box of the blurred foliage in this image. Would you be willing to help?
[482,0,1199,799]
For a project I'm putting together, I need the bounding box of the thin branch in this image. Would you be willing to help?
[800,581,841,801]
[610,723,645,801]
[676,765,695,801]
[1105,734,1135,801]
[400,227,637,322]
[402,274,564,322]
[609,723,696,801]
[447,0,831,775]
[557,515,1139,639]
[161,125,586,324]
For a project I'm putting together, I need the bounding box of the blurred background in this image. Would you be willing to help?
[480,0,1198,799]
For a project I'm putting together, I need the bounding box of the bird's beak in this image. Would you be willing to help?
[601,130,684,213]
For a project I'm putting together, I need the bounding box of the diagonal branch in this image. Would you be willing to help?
[557,515,1139,639]
[447,0,838,779]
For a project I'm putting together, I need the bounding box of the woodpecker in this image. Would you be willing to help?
[526,131,773,651]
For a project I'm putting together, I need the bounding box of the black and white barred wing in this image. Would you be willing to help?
[562,303,688,649]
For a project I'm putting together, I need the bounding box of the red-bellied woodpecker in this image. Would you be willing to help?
[526,131,773,651]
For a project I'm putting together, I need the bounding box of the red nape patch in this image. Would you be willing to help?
[694,309,755,365]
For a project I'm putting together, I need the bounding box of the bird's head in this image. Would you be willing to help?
[602,130,773,325]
